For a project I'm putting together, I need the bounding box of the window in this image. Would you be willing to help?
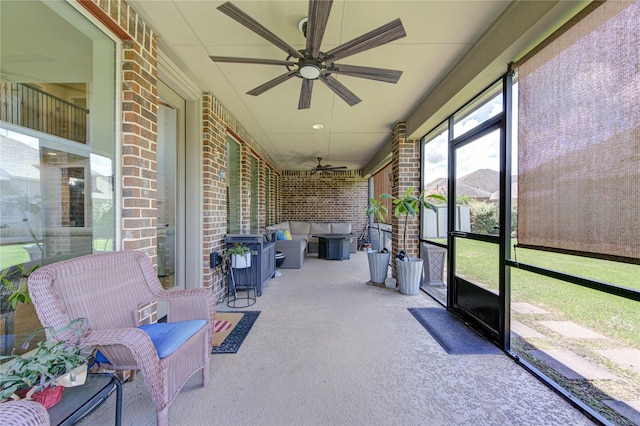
[0,0,116,268]
[226,137,241,233]
[0,0,117,355]
[421,123,449,242]
[250,156,259,230]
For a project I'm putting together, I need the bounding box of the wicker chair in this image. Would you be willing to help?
[0,400,50,426]
[28,251,215,426]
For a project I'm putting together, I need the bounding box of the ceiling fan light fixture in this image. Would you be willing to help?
[299,58,321,79]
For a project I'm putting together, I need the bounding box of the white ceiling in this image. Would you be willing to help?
[128,0,513,172]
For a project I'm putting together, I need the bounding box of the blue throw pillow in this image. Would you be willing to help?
[276,229,287,240]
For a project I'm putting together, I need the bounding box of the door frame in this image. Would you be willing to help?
[158,51,203,290]
[445,73,513,348]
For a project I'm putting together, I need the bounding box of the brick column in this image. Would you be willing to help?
[391,121,421,278]
[202,94,228,299]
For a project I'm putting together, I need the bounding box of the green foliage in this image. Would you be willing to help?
[469,201,499,234]
[365,198,387,252]
[226,243,252,257]
[0,318,92,400]
[466,201,518,235]
[0,264,39,310]
[382,188,446,254]
[456,195,472,205]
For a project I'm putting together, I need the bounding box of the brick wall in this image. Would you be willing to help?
[201,96,281,300]
[391,121,421,277]
[279,171,368,238]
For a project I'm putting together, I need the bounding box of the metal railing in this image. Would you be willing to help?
[1,82,88,144]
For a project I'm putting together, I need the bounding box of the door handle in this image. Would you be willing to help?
[450,231,467,237]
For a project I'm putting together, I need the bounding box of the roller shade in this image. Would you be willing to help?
[517,1,639,264]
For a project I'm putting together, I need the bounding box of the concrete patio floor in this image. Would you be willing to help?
[81,251,594,425]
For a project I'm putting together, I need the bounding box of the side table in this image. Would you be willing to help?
[48,373,122,426]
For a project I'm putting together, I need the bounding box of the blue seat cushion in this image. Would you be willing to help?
[94,320,207,363]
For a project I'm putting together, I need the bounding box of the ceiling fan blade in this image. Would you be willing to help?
[298,79,314,110]
[247,71,298,96]
[324,166,347,170]
[319,75,361,106]
[326,63,403,84]
[306,0,333,57]
[218,2,304,60]
[324,18,406,63]
[210,56,295,67]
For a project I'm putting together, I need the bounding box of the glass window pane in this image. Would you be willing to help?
[453,80,502,138]
[265,168,271,225]
[0,0,116,356]
[422,123,448,243]
[226,138,241,233]
[454,238,499,293]
[455,130,500,235]
[511,268,640,424]
[250,156,259,230]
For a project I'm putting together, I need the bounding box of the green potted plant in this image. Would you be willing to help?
[0,264,39,356]
[382,188,446,295]
[0,318,92,409]
[226,243,253,269]
[365,197,391,285]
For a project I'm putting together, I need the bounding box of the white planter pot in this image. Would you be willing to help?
[396,258,423,295]
[231,253,251,269]
[366,250,390,284]
[57,364,88,387]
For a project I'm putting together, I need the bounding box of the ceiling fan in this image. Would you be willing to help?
[310,157,347,175]
[209,0,406,109]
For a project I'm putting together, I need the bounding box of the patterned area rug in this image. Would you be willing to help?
[212,311,260,354]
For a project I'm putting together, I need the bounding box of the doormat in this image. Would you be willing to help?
[212,311,260,354]
[408,307,502,355]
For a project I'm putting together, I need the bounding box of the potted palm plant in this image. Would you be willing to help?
[0,318,92,409]
[226,243,253,269]
[365,197,391,285]
[382,188,446,295]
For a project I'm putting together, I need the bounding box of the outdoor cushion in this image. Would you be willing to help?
[331,223,352,234]
[276,229,287,240]
[95,320,207,362]
[289,221,311,234]
[310,222,331,234]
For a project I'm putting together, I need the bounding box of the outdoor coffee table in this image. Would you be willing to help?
[313,234,352,260]
[48,373,122,425]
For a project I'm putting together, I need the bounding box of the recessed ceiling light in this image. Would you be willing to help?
[312,124,324,130]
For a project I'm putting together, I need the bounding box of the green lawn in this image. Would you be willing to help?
[0,245,31,270]
[0,240,114,271]
[451,238,640,348]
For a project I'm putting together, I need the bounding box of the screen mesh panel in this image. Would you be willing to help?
[518,1,639,263]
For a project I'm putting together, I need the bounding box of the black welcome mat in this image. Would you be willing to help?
[408,307,502,355]
[212,311,260,354]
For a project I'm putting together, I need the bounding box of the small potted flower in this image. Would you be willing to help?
[226,244,253,269]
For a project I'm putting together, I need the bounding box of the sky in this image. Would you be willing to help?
[423,84,519,185]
